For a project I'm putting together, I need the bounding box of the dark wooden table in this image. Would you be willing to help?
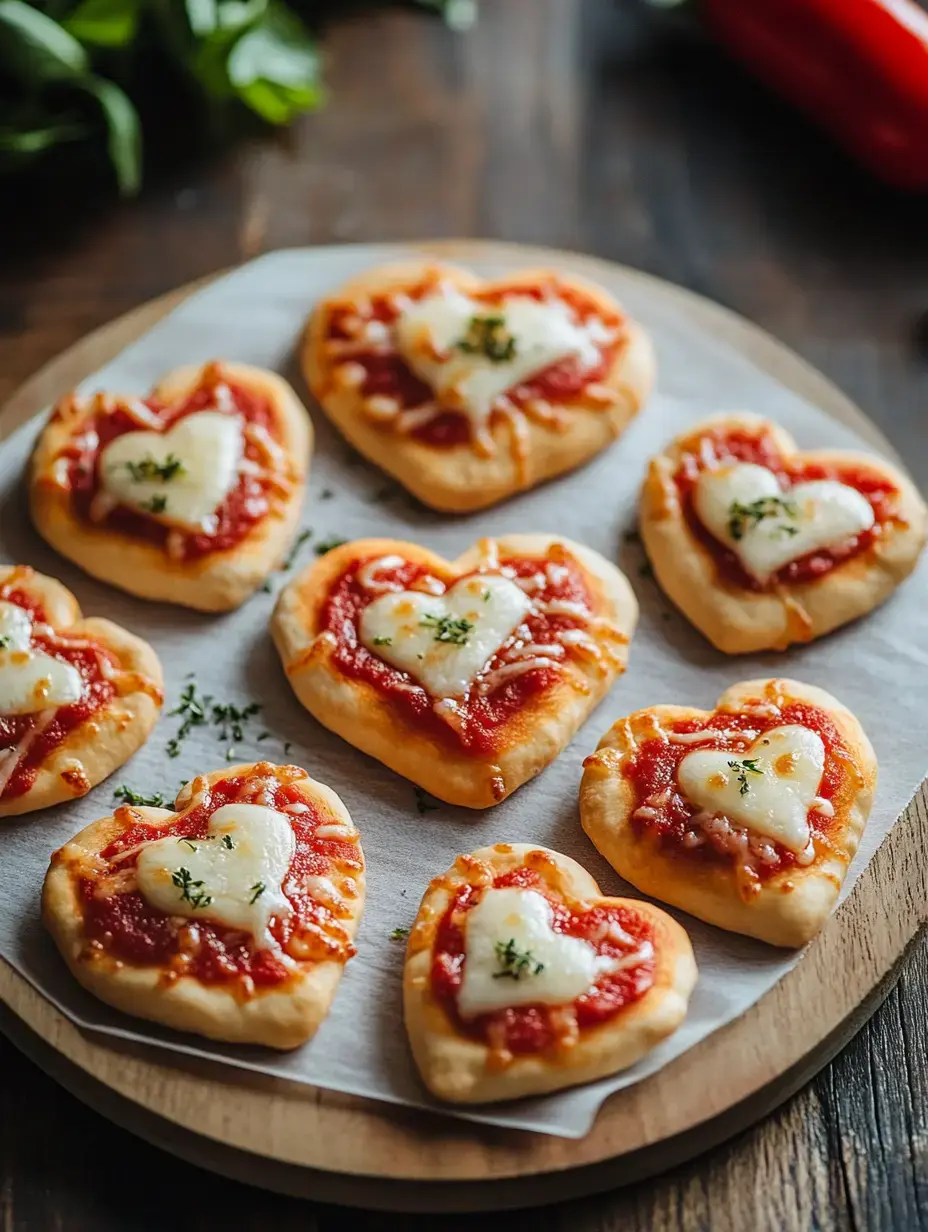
[1,2,927,1228]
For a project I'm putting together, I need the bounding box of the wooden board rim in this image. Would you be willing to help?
[0,240,924,1209]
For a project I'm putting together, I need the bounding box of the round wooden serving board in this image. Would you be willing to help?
[0,241,925,1212]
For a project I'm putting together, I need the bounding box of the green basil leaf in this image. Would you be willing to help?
[64,0,138,47]
[187,0,269,98]
[82,76,141,195]
[190,37,235,99]
[185,0,218,37]
[234,77,321,125]
[0,0,88,81]
[216,0,267,33]
[0,120,87,158]
[227,6,321,109]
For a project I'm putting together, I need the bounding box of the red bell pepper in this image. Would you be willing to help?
[688,0,928,191]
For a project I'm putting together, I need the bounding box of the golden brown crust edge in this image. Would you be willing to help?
[403,843,697,1104]
[0,567,163,819]
[639,412,928,654]
[579,678,878,948]
[271,534,639,808]
[42,763,365,1049]
[29,362,313,612]
[302,260,656,513]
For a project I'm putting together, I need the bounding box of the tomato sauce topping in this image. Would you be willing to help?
[675,427,899,589]
[320,552,594,755]
[79,776,361,988]
[624,702,850,880]
[61,365,278,561]
[0,588,116,800]
[325,277,624,449]
[431,866,655,1055]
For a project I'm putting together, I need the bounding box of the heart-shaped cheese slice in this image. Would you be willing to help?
[0,600,83,715]
[136,803,295,948]
[694,462,875,584]
[457,887,622,1018]
[359,573,531,698]
[677,725,826,856]
[394,285,614,427]
[99,411,244,533]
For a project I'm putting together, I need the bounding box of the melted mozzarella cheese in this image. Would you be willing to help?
[0,602,33,652]
[359,573,531,698]
[694,462,875,584]
[136,803,295,948]
[394,285,613,426]
[0,601,83,716]
[677,724,826,854]
[457,887,616,1018]
[99,411,244,533]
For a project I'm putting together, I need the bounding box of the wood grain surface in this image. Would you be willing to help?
[1,1,927,1228]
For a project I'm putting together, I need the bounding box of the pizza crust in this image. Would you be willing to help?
[639,412,927,654]
[42,762,365,1049]
[579,678,877,948]
[271,533,638,808]
[0,566,163,819]
[403,843,697,1104]
[29,361,313,612]
[303,261,655,512]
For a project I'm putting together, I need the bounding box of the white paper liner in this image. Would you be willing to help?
[0,244,925,1141]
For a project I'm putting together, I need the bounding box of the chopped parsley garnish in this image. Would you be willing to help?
[315,536,347,556]
[176,832,235,852]
[124,453,186,482]
[455,313,516,363]
[165,684,261,758]
[727,496,798,542]
[281,528,312,571]
[211,701,261,743]
[171,867,212,909]
[256,730,270,741]
[0,636,10,649]
[390,926,410,941]
[113,785,166,807]
[141,494,168,514]
[166,682,211,757]
[372,636,392,647]
[248,881,266,904]
[493,938,544,980]
[414,787,439,815]
[420,613,474,644]
[483,589,491,602]
[727,757,764,795]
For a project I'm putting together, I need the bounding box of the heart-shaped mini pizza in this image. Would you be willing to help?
[0,565,162,817]
[639,412,927,653]
[403,843,696,1103]
[30,360,313,611]
[580,678,876,947]
[271,534,638,807]
[302,261,655,512]
[43,761,365,1048]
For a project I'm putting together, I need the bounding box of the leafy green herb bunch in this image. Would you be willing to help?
[0,0,470,194]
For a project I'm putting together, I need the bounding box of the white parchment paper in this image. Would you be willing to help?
[0,244,925,1140]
